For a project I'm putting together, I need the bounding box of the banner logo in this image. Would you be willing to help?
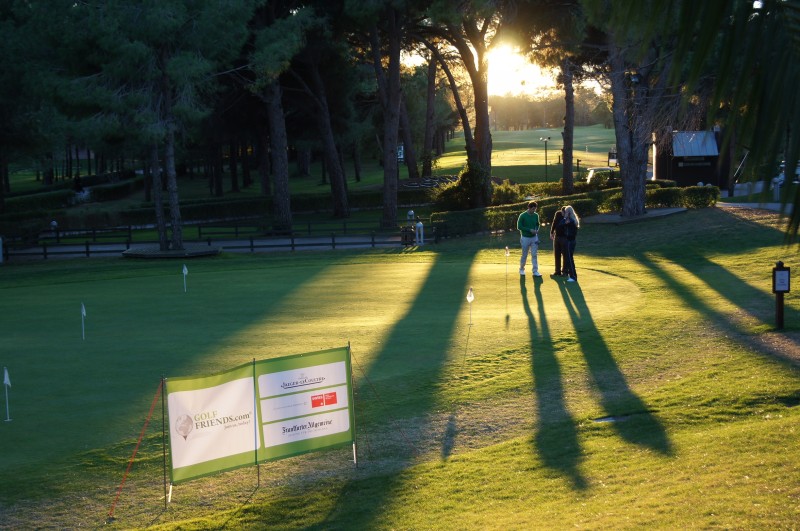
[175,414,193,440]
[281,373,326,390]
[311,392,338,408]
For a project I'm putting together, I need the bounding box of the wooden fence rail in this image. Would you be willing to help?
[1,229,443,262]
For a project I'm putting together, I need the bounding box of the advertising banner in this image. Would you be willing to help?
[165,347,353,484]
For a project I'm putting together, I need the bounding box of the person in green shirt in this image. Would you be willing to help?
[517,201,541,277]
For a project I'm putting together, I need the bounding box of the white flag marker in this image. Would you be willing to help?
[81,303,87,340]
[182,264,188,293]
[3,367,10,421]
[466,287,475,326]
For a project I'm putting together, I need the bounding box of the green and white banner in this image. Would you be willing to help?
[166,346,354,484]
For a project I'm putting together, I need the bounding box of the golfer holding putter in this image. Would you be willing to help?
[517,200,541,277]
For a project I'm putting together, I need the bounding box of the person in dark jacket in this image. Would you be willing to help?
[549,207,566,276]
[559,205,580,282]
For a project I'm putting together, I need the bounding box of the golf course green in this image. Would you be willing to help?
[1,204,798,529]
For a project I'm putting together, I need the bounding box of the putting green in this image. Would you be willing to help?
[202,259,642,378]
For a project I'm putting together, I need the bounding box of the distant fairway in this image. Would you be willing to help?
[7,126,618,200]
[435,125,617,183]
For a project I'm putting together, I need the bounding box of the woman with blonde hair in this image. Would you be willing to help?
[559,205,580,282]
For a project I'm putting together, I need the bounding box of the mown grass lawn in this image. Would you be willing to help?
[1,205,798,529]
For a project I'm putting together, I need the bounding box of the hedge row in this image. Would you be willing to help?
[601,185,719,211]
[517,178,678,199]
[431,185,718,237]
[89,176,145,202]
[1,177,716,239]
[0,183,435,231]
[430,196,599,237]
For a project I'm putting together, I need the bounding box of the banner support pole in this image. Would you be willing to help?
[348,342,358,468]
[252,358,260,489]
[162,376,168,509]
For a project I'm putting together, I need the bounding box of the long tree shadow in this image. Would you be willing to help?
[559,282,673,455]
[663,249,780,319]
[521,276,587,489]
[317,250,479,528]
[637,253,800,367]
[581,207,789,261]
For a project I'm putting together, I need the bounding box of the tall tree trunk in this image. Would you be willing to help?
[399,98,420,180]
[43,153,54,185]
[74,145,80,178]
[142,157,152,202]
[472,75,492,171]
[352,143,362,182]
[560,58,575,195]
[150,144,169,251]
[426,42,476,162]
[257,126,271,195]
[229,140,239,192]
[435,19,494,206]
[164,126,184,250]
[296,147,311,176]
[370,19,401,228]
[213,145,224,197]
[307,65,348,217]
[435,128,445,156]
[241,137,252,188]
[66,144,72,179]
[422,55,437,178]
[264,78,292,231]
[0,156,7,212]
[608,41,646,216]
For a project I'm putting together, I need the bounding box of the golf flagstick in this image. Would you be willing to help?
[81,303,86,340]
[182,264,188,293]
[504,246,510,315]
[464,288,475,364]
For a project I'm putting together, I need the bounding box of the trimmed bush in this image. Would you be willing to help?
[650,179,678,188]
[518,181,565,198]
[432,162,490,210]
[90,177,145,202]
[645,187,683,208]
[681,185,719,208]
[4,189,74,212]
[600,192,624,212]
[430,197,598,237]
[491,179,524,205]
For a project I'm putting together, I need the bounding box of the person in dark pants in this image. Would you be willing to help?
[549,207,566,276]
[560,205,580,282]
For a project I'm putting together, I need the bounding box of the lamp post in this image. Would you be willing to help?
[540,137,551,182]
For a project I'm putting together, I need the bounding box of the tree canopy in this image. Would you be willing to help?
[1,0,798,238]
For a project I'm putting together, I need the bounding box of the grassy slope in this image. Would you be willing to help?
[1,205,798,529]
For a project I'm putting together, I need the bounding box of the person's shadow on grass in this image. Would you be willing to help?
[521,276,587,489]
[559,281,673,455]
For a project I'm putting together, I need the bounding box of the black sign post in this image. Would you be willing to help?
[772,261,790,329]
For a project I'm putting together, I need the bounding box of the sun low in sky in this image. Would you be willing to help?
[403,45,559,99]
[487,45,558,98]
